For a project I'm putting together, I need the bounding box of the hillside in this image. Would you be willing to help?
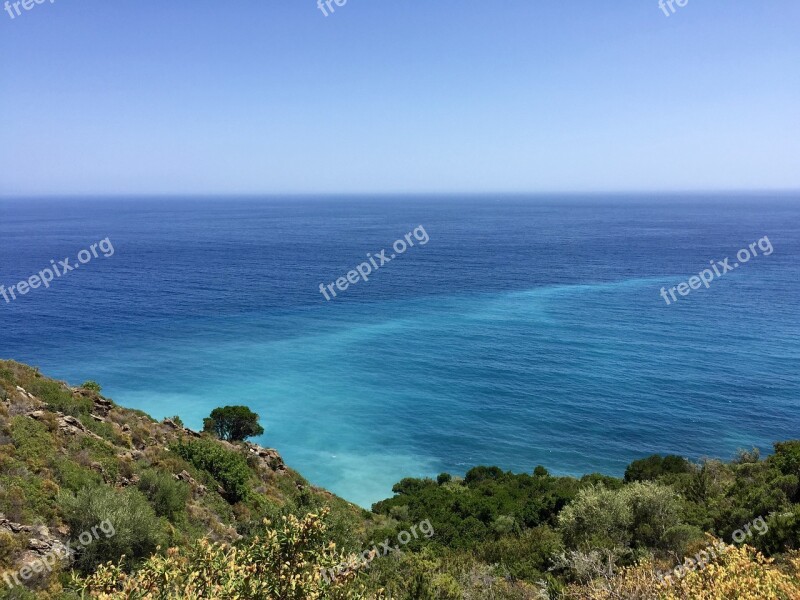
[0,360,371,598]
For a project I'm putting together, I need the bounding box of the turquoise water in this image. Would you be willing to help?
[1,196,798,506]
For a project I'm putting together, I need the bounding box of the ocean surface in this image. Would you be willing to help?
[1,195,798,507]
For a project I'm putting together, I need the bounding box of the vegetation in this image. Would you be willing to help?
[0,360,360,599]
[74,510,378,600]
[170,438,253,503]
[80,381,102,393]
[2,359,800,599]
[58,485,164,572]
[202,405,264,442]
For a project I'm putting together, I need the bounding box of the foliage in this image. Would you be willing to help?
[557,482,686,565]
[81,380,102,392]
[565,544,800,600]
[170,438,252,503]
[29,379,92,416]
[57,484,164,572]
[624,455,692,483]
[9,416,55,471]
[374,467,581,549]
[73,510,382,600]
[137,469,190,521]
[202,405,264,442]
[664,544,800,599]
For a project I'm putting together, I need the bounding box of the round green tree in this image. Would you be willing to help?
[203,405,264,442]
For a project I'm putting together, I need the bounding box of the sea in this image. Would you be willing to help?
[1,194,798,507]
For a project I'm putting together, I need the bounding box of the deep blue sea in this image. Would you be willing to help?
[1,195,798,507]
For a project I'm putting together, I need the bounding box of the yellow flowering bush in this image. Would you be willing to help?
[664,544,800,600]
[73,510,383,600]
[565,541,800,600]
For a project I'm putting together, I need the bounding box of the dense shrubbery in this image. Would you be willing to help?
[624,454,692,483]
[366,442,800,597]
[137,469,190,521]
[28,379,92,416]
[74,510,378,600]
[373,465,582,550]
[557,482,684,552]
[170,438,253,503]
[57,485,164,572]
[566,543,800,599]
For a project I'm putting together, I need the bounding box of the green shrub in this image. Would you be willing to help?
[478,526,564,581]
[771,441,800,477]
[53,457,104,492]
[137,469,190,521]
[69,436,120,480]
[0,473,58,525]
[391,478,436,496]
[9,416,55,471]
[79,414,121,444]
[170,438,252,503]
[557,482,683,552]
[81,380,102,392]
[57,484,164,572]
[29,380,91,416]
[624,454,692,483]
[464,466,504,485]
[0,531,26,569]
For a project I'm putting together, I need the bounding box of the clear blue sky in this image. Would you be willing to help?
[1,1,798,195]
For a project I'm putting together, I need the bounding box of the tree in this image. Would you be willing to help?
[203,405,264,442]
[624,454,690,483]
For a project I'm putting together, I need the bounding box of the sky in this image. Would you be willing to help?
[1,1,799,195]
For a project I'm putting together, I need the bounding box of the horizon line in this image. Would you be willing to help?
[2,189,800,200]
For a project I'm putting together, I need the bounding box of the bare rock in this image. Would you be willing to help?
[174,470,207,496]
[0,517,33,535]
[246,443,288,474]
[93,397,113,416]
